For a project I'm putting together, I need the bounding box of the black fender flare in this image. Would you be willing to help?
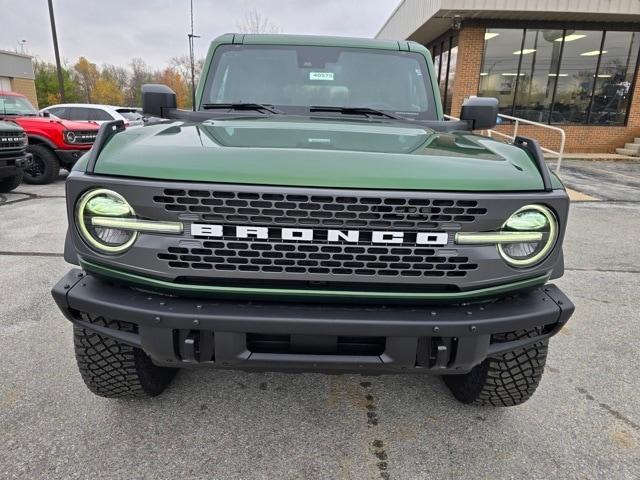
[27,134,57,150]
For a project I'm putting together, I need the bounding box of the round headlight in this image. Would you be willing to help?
[64,131,77,144]
[76,189,137,254]
[498,204,558,267]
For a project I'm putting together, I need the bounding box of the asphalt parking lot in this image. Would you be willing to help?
[1,160,639,480]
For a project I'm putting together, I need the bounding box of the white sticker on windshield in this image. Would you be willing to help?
[309,72,334,81]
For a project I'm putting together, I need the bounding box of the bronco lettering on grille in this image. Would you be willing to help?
[190,223,449,245]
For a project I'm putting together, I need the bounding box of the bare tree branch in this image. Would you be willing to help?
[237,7,281,34]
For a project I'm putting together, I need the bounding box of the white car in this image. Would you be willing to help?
[40,104,144,127]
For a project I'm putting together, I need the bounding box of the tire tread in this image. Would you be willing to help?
[443,327,548,407]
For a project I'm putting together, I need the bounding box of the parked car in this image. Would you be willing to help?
[0,120,29,192]
[0,91,100,184]
[41,104,144,127]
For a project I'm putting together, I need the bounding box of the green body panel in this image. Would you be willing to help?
[81,259,549,302]
[93,118,556,191]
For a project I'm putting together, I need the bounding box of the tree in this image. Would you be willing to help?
[33,59,81,107]
[73,57,100,103]
[101,64,130,92]
[126,57,153,107]
[154,67,189,109]
[93,78,125,105]
[237,8,281,34]
[169,55,204,108]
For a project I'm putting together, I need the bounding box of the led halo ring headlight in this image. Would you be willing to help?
[64,131,76,144]
[76,188,138,254]
[497,204,558,267]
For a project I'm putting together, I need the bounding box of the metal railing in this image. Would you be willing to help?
[444,113,566,173]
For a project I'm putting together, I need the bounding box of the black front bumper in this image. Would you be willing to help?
[54,149,89,166]
[52,269,574,373]
[0,152,29,177]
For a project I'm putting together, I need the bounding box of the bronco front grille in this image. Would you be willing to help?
[71,131,98,144]
[153,189,488,230]
[157,241,478,278]
[0,131,26,149]
[68,176,569,291]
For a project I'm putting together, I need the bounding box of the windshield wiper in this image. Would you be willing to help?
[309,106,401,120]
[201,103,281,114]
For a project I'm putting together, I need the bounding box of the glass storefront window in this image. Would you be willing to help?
[428,34,459,114]
[589,31,640,124]
[478,27,639,125]
[514,30,564,123]
[439,47,449,106]
[478,28,526,115]
[445,43,458,115]
[432,43,441,87]
[551,30,604,124]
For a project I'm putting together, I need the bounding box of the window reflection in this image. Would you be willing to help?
[477,27,639,125]
[428,35,458,114]
[590,32,640,124]
[439,47,449,107]
[514,30,564,123]
[445,43,458,115]
[551,30,604,123]
[478,29,526,115]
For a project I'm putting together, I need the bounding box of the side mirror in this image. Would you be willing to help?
[41,111,51,118]
[142,84,177,118]
[460,97,499,130]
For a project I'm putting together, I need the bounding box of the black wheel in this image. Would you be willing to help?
[0,171,23,192]
[442,328,548,407]
[73,315,177,398]
[24,144,60,184]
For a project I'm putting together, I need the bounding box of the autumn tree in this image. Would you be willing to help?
[154,67,189,109]
[169,55,204,108]
[93,78,125,105]
[73,57,100,103]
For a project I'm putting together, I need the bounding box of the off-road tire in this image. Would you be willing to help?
[443,328,548,407]
[24,144,60,184]
[73,316,177,398]
[0,171,23,192]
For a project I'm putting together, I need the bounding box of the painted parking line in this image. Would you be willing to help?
[566,188,599,202]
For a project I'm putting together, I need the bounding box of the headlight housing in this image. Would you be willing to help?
[498,204,558,267]
[76,189,137,254]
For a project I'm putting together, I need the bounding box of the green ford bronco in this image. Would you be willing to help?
[52,34,574,406]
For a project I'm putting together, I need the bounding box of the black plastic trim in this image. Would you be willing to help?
[513,136,553,192]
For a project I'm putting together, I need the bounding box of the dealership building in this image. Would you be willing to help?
[377,0,640,154]
[0,50,38,108]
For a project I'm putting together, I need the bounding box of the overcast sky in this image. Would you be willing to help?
[0,0,400,69]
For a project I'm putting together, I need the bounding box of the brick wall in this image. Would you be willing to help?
[11,77,38,109]
[449,25,640,153]
[449,26,485,119]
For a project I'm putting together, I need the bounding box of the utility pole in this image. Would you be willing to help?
[188,0,200,110]
[47,0,65,102]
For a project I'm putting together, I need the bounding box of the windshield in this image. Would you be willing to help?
[202,45,436,120]
[0,95,38,116]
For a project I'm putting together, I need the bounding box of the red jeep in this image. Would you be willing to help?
[0,91,99,184]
